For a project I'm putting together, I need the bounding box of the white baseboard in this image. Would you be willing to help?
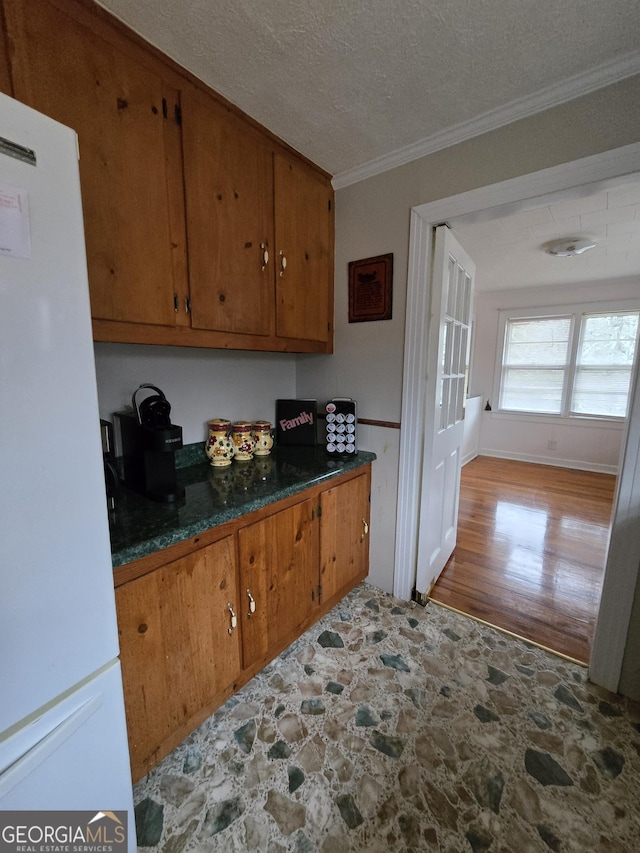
[477,448,618,475]
[462,450,480,467]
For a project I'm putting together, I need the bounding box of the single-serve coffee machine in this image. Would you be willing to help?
[114,384,184,503]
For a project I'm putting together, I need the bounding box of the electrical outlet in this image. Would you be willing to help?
[547,440,557,450]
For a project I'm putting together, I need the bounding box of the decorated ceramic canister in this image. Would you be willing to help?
[252,420,273,456]
[232,421,256,461]
[205,419,234,467]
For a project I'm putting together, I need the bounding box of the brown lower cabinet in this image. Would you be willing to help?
[239,497,321,670]
[114,465,371,782]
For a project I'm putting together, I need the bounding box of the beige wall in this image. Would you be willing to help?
[296,74,640,593]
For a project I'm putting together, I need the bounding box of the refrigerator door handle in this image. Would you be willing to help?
[0,694,102,798]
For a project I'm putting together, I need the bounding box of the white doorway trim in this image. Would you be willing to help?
[394,141,640,689]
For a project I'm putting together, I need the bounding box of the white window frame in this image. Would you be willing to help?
[493,299,640,423]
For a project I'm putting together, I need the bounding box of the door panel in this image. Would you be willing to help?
[115,536,241,779]
[320,472,371,603]
[5,0,184,326]
[274,152,331,342]
[416,225,475,593]
[239,499,318,669]
[182,85,275,335]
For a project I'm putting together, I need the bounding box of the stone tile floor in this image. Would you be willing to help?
[133,583,640,852]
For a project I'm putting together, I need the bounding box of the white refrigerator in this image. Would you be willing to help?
[0,93,134,845]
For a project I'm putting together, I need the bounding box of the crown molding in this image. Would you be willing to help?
[333,51,640,190]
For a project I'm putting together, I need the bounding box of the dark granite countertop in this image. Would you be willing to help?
[108,444,376,569]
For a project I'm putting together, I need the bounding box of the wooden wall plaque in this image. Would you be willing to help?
[348,253,393,322]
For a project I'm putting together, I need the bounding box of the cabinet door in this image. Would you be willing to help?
[115,536,241,781]
[5,0,187,327]
[274,152,333,343]
[239,498,319,669]
[182,84,275,335]
[320,471,371,604]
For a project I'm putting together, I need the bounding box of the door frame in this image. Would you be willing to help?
[393,141,640,690]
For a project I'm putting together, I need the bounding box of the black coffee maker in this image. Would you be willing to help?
[114,384,185,503]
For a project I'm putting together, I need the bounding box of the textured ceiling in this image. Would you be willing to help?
[96,0,640,182]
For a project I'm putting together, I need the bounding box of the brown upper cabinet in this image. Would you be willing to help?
[1,0,334,353]
[273,151,332,344]
[2,0,189,330]
[181,87,275,338]
[182,84,332,345]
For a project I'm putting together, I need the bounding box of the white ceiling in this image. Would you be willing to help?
[95,0,640,292]
[450,174,640,292]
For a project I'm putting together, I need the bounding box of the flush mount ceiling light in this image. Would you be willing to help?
[545,238,597,257]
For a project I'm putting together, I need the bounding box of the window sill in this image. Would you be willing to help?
[487,410,625,430]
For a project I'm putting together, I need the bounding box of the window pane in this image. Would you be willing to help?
[453,266,471,322]
[570,311,639,416]
[441,320,448,370]
[446,257,456,317]
[458,325,469,374]
[572,367,633,417]
[577,313,639,366]
[505,318,571,366]
[501,368,565,413]
[451,323,461,374]
[455,376,465,422]
[440,376,450,430]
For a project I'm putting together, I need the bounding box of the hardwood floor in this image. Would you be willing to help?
[429,456,616,663]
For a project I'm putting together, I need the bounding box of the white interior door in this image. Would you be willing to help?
[415,225,475,595]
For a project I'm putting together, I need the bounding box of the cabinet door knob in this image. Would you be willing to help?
[279,251,287,277]
[246,588,256,617]
[260,243,269,272]
[227,602,237,634]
